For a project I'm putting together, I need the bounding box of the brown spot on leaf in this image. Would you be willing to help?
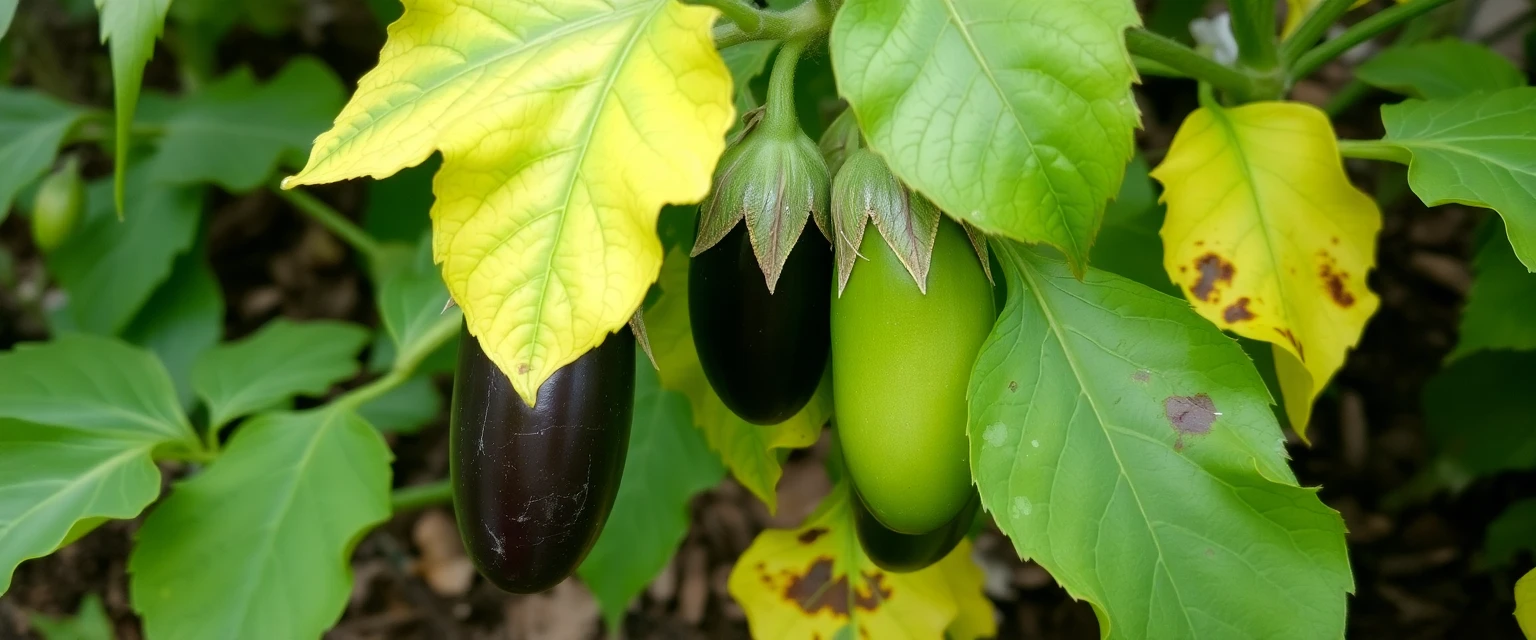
[1274,327,1305,360]
[1165,394,1217,451]
[798,527,829,545]
[1008,381,1019,393]
[782,559,891,617]
[1319,263,1356,307]
[1331,237,1340,245]
[1190,253,1235,301]
[1223,297,1254,323]
[1132,370,1150,383]
[517,363,530,375]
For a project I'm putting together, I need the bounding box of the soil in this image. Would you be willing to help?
[1,0,1532,638]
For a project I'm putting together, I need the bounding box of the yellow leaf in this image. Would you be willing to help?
[646,248,829,512]
[1519,568,1536,638]
[1151,101,1380,441]
[727,485,995,640]
[283,0,734,404]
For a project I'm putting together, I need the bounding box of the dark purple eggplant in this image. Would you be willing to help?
[688,224,831,425]
[449,325,635,593]
[852,482,979,573]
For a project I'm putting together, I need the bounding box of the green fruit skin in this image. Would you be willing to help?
[31,161,84,253]
[832,217,995,534]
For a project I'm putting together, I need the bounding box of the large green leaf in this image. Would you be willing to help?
[1377,88,1536,269]
[0,89,87,223]
[578,355,725,629]
[192,319,370,431]
[0,336,195,594]
[149,57,344,191]
[283,0,734,406]
[357,374,441,434]
[645,248,828,511]
[1355,39,1524,100]
[46,173,202,335]
[1451,224,1536,359]
[1424,350,1536,479]
[123,251,224,409]
[830,0,1141,272]
[968,242,1351,639]
[93,0,172,213]
[129,407,391,640]
[376,233,459,366]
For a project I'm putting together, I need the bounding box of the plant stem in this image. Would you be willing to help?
[1125,29,1258,98]
[762,38,807,137]
[1228,0,1280,70]
[1292,0,1456,79]
[269,183,386,266]
[691,0,762,34]
[391,479,454,513]
[712,0,827,49]
[1280,0,1357,65]
[336,313,461,411]
[1133,55,1187,78]
[1337,139,1412,164]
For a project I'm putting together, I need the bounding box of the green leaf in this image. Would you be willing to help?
[0,336,196,593]
[0,334,193,444]
[129,408,392,640]
[1424,350,1536,479]
[93,0,171,213]
[0,89,88,223]
[830,0,1141,272]
[357,374,440,433]
[1377,88,1536,270]
[1452,224,1536,359]
[363,156,439,244]
[192,319,370,430]
[0,0,15,41]
[149,58,344,191]
[968,242,1352,639]
[1486,499,1536,568]
[377,234,458,367]
[28,593,114,640]
[1355,39,1524,100]
[46,173,202,335]
[1088,156,1176,295]
[578,355,725,629]
[123,251,224,409]
[284,0,735,406]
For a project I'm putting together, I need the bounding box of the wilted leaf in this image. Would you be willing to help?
[93,0,172,212]
[46,172,202,336]
[0,336,195,593]
[150,57,343,191]
[1374,88,1536,270]
[578,357,725,629]
[1452,225,1536,359]
[969,242,1352,639]
[728,485,994,640]
[831,0,1140,271]
[284,0,734,406]
[192,319,370,430]
[129,408,391,640]
[646,248,828,511]
[1152,100,1380,439]
[1356,39,1524,100]
[0,89,87,223]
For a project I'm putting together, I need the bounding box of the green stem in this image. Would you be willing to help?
[391,480,454,513]
[691,0,762,34]
[1132,55,1187,78]
[1280,0,1357,66]
[1125,29,1258,98]
[1292,0,1456,79]
[1337,139,1412,164]
[335,313,461,411]
[1228,0,1280,70]
[712,1,827,49]
[762,38,807,137]
[269,183,386,266]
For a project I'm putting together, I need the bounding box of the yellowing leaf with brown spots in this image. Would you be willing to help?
[283,0,734,405]
[728,486,994,640]
[1151,101,1380,440]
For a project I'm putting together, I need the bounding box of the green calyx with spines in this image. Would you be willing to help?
[830,148,942,296]
[692,38,831,293]
[818,108,862,177]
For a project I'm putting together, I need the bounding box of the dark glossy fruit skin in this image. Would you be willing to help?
[689,223,831,425]
[450,326,635,594]
[853,483,979,573]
